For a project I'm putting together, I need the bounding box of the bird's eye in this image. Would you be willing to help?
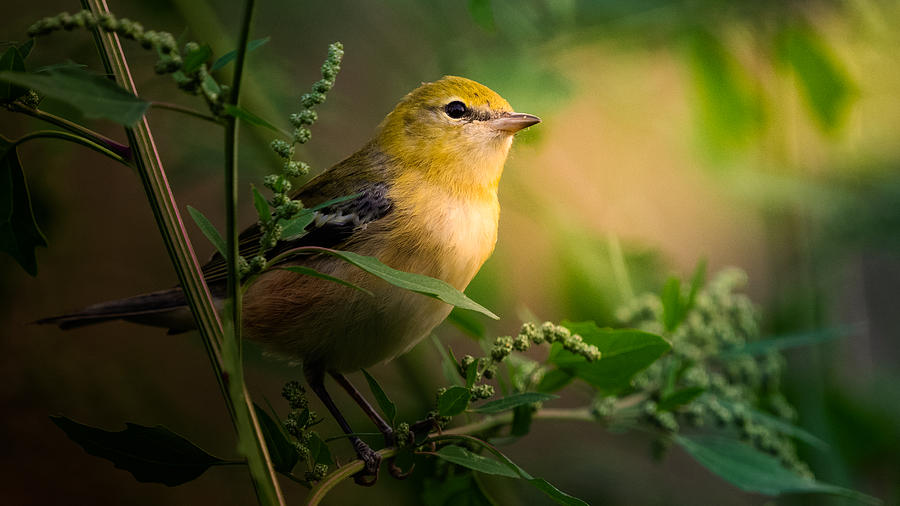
[444,101,468,119]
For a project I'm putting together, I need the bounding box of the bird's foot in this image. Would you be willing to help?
[352,438,381,486]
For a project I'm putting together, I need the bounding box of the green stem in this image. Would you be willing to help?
[5,102,132,159]
[80,1,281,504]
[303,407,596,506]
[6,130,130,165]
[220,1,286,505]
[150,101,221,124]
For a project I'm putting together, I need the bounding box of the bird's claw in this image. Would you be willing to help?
[387,456,414,479]
[352,438,381,486]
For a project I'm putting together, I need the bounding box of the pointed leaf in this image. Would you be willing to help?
[661,276,682,331]
[469,392,556,414]
[320,249,499,319]
[251,185,271,224]
[187,206,226,257]
[657,386,705,412]
[181,44,212,74]
[0,47,27,101]
[553,321,670,393]
[434,437,589,506]
[253,403,298,473]
[307,432,334,467]
[438,386,471,416]
[0,67,148,125]
[223,104,279,132]
[17,39,35,60]
[775,25,855,133]
[361,369,397,426]
[50,415,224,486]
[0,138,46,275]
[675,435,878,503]
[278,193,361,240]
[277,266,373,296]
[210,37,271,72]
[719,326,852,358]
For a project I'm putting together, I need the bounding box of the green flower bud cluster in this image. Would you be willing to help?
[620,269,811,476]
[280,380,327,477]
[26,11,226,114]
[250,43,344,273]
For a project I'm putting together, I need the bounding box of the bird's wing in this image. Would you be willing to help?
[200,144,394,284]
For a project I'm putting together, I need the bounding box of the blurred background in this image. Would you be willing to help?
[2,0,899,504]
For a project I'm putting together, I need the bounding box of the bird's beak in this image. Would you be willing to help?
[489,112,541,133]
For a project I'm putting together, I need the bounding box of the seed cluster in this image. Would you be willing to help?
[617,268,812,477]
[244,42,344,277]
[27,11,226,113]
[280,381,330,482]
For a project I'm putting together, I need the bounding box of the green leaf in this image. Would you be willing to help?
[320,249,499,319]
[469,392,556,414]
[0,67,149,125]
[717,400,828,450]
[510,405,534,437]
[186,206,226,258]
[674,435,879,503]
[433,336,464,386]
[251,185,271,224]
[50,415,225,486]
[775,25,855,133]
[552,321,670,393]
[0,47,27,101]
[181,44,211,74]
[17,39,35,60]
[657,386,705,412]
[434,437,589,506]
[685,260,706,314]
[201,73,220,98]
[467,0,496,31]
[0,138,46,275]
[361,369,396,426]
[464,361,478,388]
[210,37,271,72]
[438,386,471,416]
[660,276,682,332]
[719,326,851,358]
[253,403,298,473]
[536,369,574,393]
[277,265,373,296]
[687,28,764,155]
[223,104,279,132]
[307,432,334,468]
[435,445,519,478]
[279,212,314,241]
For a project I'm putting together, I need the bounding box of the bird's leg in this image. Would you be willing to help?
[306,371,380,486]
[330,372,394,445]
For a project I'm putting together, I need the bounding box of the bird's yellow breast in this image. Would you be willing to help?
[385,172,500,290]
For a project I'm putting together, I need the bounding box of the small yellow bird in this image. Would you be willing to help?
[41,75,540,481]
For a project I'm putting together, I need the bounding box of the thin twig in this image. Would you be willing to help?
[5,101,132,159]
[5,129,130,165]
[149,101,221,124]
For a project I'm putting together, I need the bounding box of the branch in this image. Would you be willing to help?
[302,407,596,506]
[6,129,130,165]
[5,101,132,159]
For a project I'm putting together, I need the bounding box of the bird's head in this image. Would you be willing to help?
[376,76,540,196]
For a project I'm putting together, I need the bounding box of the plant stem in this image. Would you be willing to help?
[5,101,132,159]
[303,407,596,506]
[221,1,286,505]
[81,1,282,504]
[6,130,130,165]
[149,101,221,124]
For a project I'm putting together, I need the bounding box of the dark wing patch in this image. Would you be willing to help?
[200,182,393,284]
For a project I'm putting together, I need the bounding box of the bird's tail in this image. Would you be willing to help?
[36,288,196,333]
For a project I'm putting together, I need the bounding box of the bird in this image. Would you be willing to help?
[38,75,540,483]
